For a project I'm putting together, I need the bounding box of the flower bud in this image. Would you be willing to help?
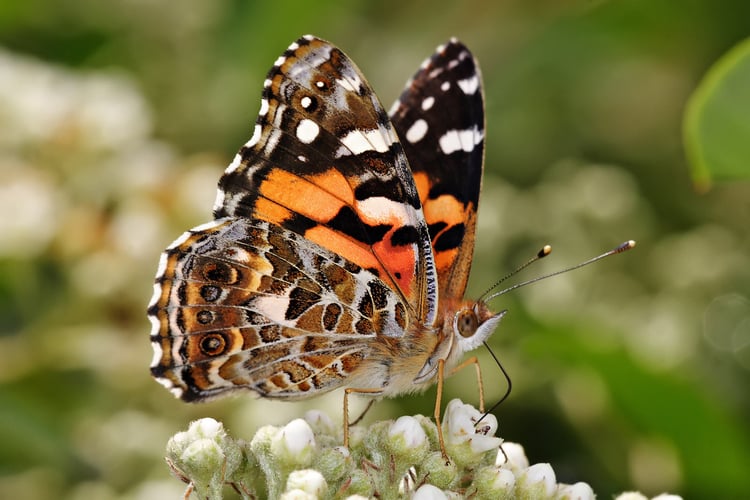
[284,469,327,497]
[495,441,529,471]
[271,418,316,467]
[388,416,429,463]
[516,463,556,498]
[473,465,515,499]
[557,481,595,500]
[165,418,242,498]
[413,483,449,500]
[421,451,459,490]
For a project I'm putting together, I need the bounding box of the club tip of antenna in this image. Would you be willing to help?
[618,240,637,252]
[538,245,552,258]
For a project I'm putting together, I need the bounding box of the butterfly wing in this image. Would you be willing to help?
[215,35,438,325]
[149,36,438,401]
[389,39,485,301]
[149,218,407,401]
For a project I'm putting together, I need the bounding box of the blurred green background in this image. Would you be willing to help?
[1,0,749,498]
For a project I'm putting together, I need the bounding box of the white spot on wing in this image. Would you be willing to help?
[405,119,428,144]
[429,67,444,79]
[224,153,243,175]
[338,127,394,155]
[457,75,479,95]
[356,196,409,224]
[438,125,484,155]
[212,190,225,212]
[296,119,319,144]
[263,103,285,154]
[301,96,312,109]
[274,55,286,67]
[154,251,168,281]
[148,279,165,314]
[388,99,401,116]
[191,219,227,233]
[245,124,262,148]
[337,74,362,93]
[154,375,183,397]
[441,81,450,91]
[259,98,269,116]
[421,97,434,110]
[150,336,164,366]
[254,295,292,324]
[166,229,193,250]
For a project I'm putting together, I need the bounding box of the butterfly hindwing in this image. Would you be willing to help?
[149,217,411,401]
[389,39,485,301]
[214,35,438,325]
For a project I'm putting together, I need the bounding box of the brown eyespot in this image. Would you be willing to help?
[202,261,239,285]
[456,309,478,338]
[199,333,228,357]
[196,310,214,325]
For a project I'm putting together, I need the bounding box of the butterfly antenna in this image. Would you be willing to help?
[477,240,636,422]
[484,240,636,304]
[478,245,552,302]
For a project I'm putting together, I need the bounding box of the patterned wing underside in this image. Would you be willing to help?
[149,218,408,401]
[214,35,438,325]
[389,39,485,301]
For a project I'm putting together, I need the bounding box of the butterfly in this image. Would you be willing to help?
[148,34,504,455]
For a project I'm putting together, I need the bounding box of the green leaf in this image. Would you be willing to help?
[524,326,750,498]
[684,37,750,189]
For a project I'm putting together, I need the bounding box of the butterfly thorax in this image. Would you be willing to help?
[348,298,505,398]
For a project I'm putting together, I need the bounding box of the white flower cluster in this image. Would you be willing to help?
[165,400,682,499]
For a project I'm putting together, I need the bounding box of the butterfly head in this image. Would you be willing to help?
[414,301,506,384]
[452,301,507,354]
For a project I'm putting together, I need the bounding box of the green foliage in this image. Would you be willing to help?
[684,37,750,188]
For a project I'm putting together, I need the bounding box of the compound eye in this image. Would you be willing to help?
[456,309,479,338]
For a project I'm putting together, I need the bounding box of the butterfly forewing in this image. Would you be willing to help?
[390,39,485,301]
[214,35,438,325]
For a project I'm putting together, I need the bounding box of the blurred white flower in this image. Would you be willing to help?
[0,164,61,257]
[0,49,151,150]
[614,493,649,500]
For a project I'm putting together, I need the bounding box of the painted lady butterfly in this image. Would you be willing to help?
[149,35,501,451]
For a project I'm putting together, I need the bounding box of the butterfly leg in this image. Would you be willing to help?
[349,399,375,427]
[343,388,383,448]
[447,355,484,412]
[434,359,450,461]
[434,356,485,461]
